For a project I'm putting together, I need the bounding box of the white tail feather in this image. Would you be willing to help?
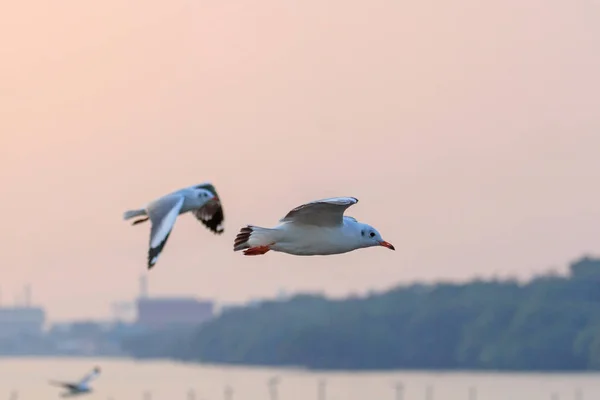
[123,208,147,220]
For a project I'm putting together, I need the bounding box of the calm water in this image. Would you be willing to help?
[1,358,599,400]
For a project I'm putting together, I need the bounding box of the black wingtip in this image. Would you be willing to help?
[147,257,157,270]
[233,225,253,251]
[147,256,156,270]
[147,232,171,271]
[195,203,225,235]
[132,217,149,226]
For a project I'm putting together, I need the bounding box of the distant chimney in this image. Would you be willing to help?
[139,275,148,299]
[24,284,31,307]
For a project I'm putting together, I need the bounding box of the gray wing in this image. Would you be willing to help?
[279,197,358,227]
[146,195,185,269]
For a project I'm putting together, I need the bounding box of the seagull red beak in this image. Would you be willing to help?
[379,240,395,251]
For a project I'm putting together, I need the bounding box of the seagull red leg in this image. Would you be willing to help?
[243,245,273,256]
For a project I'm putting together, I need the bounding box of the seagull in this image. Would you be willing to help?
[49,366,101,397]
[233,197,394,256]
[123,182,224,269]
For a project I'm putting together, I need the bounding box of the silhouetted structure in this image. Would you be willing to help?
[0,306,44,338]
[136,297,213,329]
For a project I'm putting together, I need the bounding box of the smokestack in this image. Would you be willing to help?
[24,285,31,307]
[139,275,148,299]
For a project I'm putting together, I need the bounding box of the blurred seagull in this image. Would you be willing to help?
[49,366,101,398]
[123,182,224,269]
[233,197,394,256]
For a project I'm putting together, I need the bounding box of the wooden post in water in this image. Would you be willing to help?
[317,379,327,400]
[268,376,280,400]
[425,384,434,400]
[468,386,477,400]
[394,382,404,400]
[550,393,559,400]
[187,388,197,400]
[575,388,583,400]
[224,385,234,400]
[142,390,152,400]
[8,391,18,400]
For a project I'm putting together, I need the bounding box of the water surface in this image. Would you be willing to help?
[1,358,599,399]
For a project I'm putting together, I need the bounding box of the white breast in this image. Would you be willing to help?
[271,220,361,255]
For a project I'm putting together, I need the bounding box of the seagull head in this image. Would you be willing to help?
[358,224,395,251]
[191,187,218,205]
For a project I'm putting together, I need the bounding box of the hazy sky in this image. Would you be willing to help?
[2,0,600,321]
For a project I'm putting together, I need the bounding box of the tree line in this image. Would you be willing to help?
[121,256,600,371]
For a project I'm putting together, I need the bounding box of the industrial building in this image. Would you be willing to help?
[132,275,214,329]
[135,297,214,329]
[0,285,45,339]
[0,306,45,338]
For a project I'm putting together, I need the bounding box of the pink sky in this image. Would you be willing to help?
[2,0,600,321]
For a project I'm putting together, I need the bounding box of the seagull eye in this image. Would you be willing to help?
[361,230,365,236]
[369,232,375,238]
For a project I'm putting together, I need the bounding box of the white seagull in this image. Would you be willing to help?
[123,182,224,269]
[233,197,394,256]
[49,366,101,397]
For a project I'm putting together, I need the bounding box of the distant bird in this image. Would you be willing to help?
[49,366,101,397]
[234,197,394,256]
[123,182,224,269]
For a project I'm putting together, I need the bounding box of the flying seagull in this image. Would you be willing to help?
[123,182,224,269]
[49,366,101,398]
[233,197,394,256]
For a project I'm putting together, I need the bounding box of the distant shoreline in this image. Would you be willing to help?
[4,354,600,375]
